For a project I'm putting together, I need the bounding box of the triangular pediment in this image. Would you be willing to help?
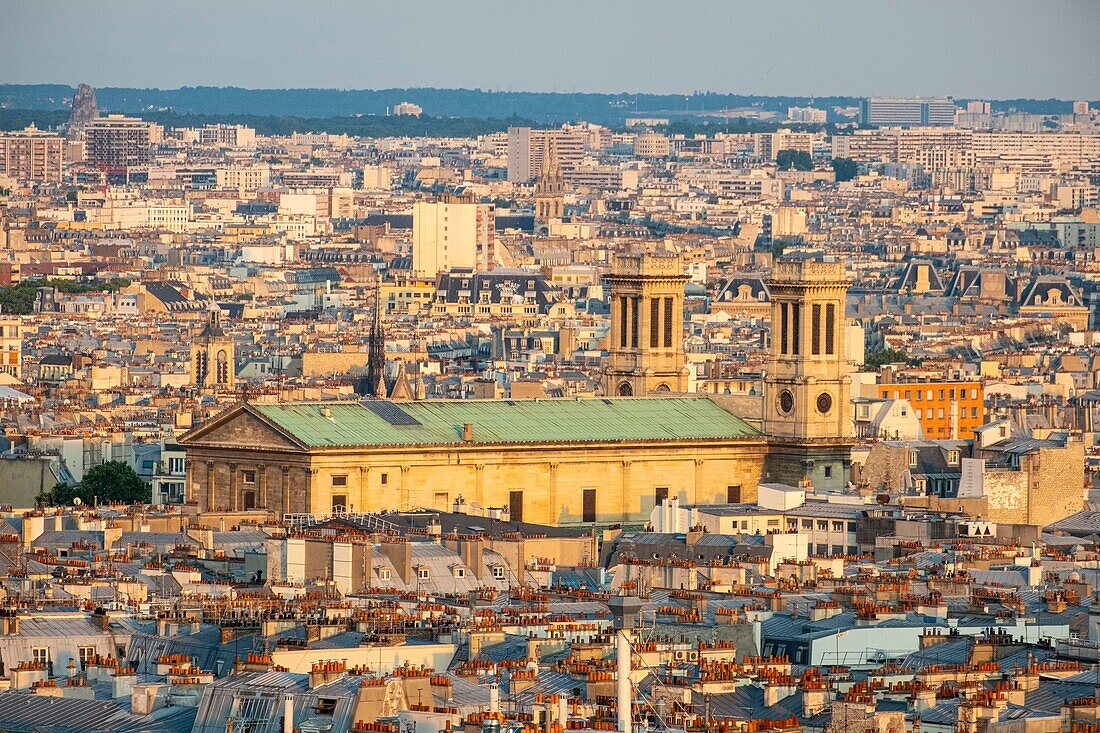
[180,405,306,451]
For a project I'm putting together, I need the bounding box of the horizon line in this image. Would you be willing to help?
[3,82,1096,104]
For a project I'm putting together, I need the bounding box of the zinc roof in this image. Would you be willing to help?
[250,397,761,448]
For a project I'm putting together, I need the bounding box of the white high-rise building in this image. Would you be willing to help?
[506,127,585,182]
[412,202,496,277]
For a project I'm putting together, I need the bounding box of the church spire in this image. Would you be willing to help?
[363,278,387,398]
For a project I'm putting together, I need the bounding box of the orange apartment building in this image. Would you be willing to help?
[877,380,984,439]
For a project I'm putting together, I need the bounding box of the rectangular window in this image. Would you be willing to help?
[630,298,639,348]
[509,491,524,523]
[78,646,95,669]
[583,489,597,523]
[832,521,844,532]
[32,648,48,665]
[243,490,257,510]
[380,473,388,485]
[331,494,346,512]
[802,519,813,529]
[242,471,256,484]
[825,303,836,355]
[663,297,674,348]
[650,297,660,348]
[792,304,800,355]
[817,521,828,531]
[824,465,833,479]
[331,474,348,487]
[417,566,430,580]
[655,487,669,505]
[493,565,506,580]
[727,485,741,503]
[811,303,821,355]
[379,568,391,581]
[619,297,628,347]
[780,302,789,355]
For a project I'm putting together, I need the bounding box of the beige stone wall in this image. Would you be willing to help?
[1026,442,1086,527]
[984,470,1028,524]
[186,430,766,525]
[289,443,764,525]
[301,351,371,378]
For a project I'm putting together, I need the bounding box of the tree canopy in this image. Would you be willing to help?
[0,278,131,315]
[38,461,150,506]
[831,157,858,182]
[775,149,813,171]
[864,348,911,370]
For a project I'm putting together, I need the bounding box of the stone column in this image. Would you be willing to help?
[474,464,485,509]
[400,466,411,511]
[306,468,318,514]
[620,460,632,522]
[547,462,559,525]
[693,459,704,504]
[228,463,238,512]
[281,465,291,517]
[258,465,267,509]
[205,462,215,512]
[358,467,368,512]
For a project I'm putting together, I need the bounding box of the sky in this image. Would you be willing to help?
[1,0,1097,99]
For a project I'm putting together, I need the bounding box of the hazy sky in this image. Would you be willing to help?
[1,0,1097,99]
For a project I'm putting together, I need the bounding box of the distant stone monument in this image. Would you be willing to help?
[67,83,99,138]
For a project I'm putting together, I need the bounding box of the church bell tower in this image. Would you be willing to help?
[533,136,565,233]
[192,302,235,391]
[763,258,853,489]
[604,251,690,397]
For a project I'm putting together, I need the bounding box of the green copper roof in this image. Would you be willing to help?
[250,397,760,448]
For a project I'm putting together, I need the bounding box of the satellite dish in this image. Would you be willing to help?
[73,497,82,506]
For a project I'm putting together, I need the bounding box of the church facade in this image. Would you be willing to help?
[180,254,856,523]
[179,397,768,526]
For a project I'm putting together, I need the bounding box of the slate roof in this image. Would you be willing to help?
[246,397,762,448]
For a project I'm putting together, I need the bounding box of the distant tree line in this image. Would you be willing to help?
[0,278,130,315]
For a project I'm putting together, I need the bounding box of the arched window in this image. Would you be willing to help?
[216,350,228,384]
[617,382,634,397]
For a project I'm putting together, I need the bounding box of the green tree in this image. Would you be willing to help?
[775,149,813,171]
[38,461,150,506]
[864,348,909,370]
[831,157,858,182]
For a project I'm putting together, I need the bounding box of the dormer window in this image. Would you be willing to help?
[453,566,466,579]
[908,451,919,467]
[492,565,506,580]
[947,450,960,466]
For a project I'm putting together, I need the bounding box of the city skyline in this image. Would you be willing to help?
[1,0,1098,100]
